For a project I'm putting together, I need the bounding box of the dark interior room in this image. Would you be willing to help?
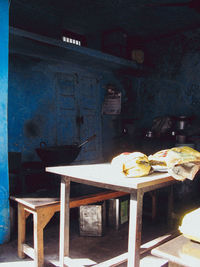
[1,1,200,266]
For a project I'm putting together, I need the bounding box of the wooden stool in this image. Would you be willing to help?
[10,197,60,267]
[10,190,128,267]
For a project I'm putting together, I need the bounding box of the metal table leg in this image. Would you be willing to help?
[59,176,70,267]
[127,190,144,267]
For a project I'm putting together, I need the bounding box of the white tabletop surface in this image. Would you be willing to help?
[46,163,175,192]
[152,235,200,267]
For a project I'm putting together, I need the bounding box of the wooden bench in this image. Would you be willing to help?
[10,190,129,267]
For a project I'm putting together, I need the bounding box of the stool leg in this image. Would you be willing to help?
[18,203,26,258]
[33,212,44,267]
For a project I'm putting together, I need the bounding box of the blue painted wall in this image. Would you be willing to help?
[8,30,200,157]
[134,28,200,132]
[8,55,57,161]
[8,53,123,163]
[132,28,200,199]
[0,0,10,244]
[98,27,200,162]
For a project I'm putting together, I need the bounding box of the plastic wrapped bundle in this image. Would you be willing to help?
[149,146,200,181]
[111,152,151,178]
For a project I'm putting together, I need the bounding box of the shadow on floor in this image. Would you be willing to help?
[1,209,172,267]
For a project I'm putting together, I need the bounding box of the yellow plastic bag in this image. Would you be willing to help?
[111,152,151,178]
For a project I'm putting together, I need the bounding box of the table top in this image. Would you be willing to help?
[46,163,175,193]
[152,235,200,267]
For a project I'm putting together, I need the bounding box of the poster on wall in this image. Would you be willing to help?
[102,87,121,115]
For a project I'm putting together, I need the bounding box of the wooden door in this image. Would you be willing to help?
[55,72,102,163]
[55,72,78,146]
[76,74,102,163]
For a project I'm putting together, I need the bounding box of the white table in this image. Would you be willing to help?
[152,234,200,267]
[46,163,176,267]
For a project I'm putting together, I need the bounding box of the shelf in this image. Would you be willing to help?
[9,27,139,72]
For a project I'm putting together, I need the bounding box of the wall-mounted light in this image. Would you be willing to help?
[62,36,81,46]
[61,30,87,47]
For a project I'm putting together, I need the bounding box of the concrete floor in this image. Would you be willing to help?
[0,209,171,267]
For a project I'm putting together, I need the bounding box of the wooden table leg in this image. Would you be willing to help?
[18,203,26,259]
[127,190,144,267]
[59,176,70,267]
[167,185,174,228]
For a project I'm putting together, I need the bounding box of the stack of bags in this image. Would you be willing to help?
[111,146,200,181]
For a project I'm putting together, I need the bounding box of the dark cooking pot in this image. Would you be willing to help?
[35,134,96,166]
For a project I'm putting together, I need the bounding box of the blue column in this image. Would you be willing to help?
[0,0,10,244]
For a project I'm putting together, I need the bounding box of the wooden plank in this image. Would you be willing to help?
[69,191,128,208]
[10,196,60,209]
[10,190,128,210]
[37,206,58,230]
[22,244,35,259]
[169,263,182,267]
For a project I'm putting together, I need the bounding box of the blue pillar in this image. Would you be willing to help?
[0,0,10,244]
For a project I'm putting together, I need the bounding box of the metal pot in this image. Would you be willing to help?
[35,134,96,166]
